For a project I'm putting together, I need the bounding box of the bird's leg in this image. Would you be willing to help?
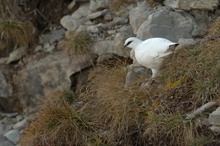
[140,68,158,88]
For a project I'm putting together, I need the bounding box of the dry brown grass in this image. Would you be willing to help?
[20,89,96,146]
[109,0,136,11]
[60,31,94,55]
[0,20,34,47]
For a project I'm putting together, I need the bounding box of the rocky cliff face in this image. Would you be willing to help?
[0,0,219,112]
[0,0,220,145]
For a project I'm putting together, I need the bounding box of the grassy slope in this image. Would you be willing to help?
[20,17,220,146]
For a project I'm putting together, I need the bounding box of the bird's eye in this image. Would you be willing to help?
[127,41,132,46]
[125,41,132,47]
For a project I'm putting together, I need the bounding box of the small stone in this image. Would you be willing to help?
[0,57,8,64]
[104,13,113,21]
[107,30,116,35]
[112,17,128,25]
[34,45,43,52]
[86,25,100,33]
[87,9,108,20]
[68,0,76,10]
[7,47,27,64]
[209,107,220,126]
[13,119,28,131]
[4,129,20,144]
[210,125,220,135]
[0,71,13,98]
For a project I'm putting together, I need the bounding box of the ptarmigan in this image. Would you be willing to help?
[124,37,178,87]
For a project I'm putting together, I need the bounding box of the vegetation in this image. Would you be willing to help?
[60,31,94,55]
[20,17,220,145]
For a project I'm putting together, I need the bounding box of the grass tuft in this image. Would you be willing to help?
[61,31,94,55]
[0,20,34,47]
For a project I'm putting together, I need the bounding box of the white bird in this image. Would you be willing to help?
[124,37,178,86]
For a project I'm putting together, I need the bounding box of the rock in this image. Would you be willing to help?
[0,136,14,146]
[112,26,134,57]
[137,8,195,42]
[89,0,109,11]
[68,0,76,10]
[104,13,113,21]
[71,3,90,19]
[13,119,28,131]
[0,57,8,64]
[0,71,12,98]
[13,52,95,109]
[91,40,113,55]
[87,9,109,20]
[112,17,128,25]
[178,38,197,47]
[7,47,27,64]
[0,122,4,135]
[125,67,150,88]
[4,129,20,144]
[210,125,220,135]
[43,43,55,52]
[129,2,154,34]
[40,28,65,44]
[209,107,220,126]
[164,0,219,11]
[34,45,43,52]
[86,25,100,33]
[60,15,81,31]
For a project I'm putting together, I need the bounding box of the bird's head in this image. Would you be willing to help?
[124,37,141,49]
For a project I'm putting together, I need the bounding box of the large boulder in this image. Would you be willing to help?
[129,2,154,34]
[13,51,95,109]
[164,0,219,11]
[137,8,195,42]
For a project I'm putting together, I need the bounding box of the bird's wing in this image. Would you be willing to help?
[138,38,177,58]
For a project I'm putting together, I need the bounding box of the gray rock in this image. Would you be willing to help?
[71,3,90,19]
[137,8,195,42]
[7,47,27,64]
[34,45,43,52]
[43,43,55,52]
[112,26,134,57]
[129,2,154,34]
[68,0,76,10]
[40,28,65,44]
[209,107,220,126]
[91,40,113,55]
[164,0,219,11]
[104,13,113,21]
[178,38,197,46]
[0,71,12,98]
[89,0,109,11]
[86,25,100,33]
[125,67,151,88]
[0,136,14,146]
[13,52,95,109]
[4,129,20,144]
[0,57,8,64]
[87,9,109,20]
[60,15,81,31]
[112,17,128,25]
[210,125,220,135]
[13,119,28,131]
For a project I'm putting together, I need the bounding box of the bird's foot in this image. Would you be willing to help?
[140,79,155,89]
